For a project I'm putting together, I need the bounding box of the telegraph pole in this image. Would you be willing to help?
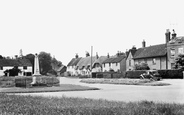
[91,46,93,77]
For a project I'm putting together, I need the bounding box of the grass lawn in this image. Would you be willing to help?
[80,78,171,86]
[0,84,99,93]
[0,93,184,115]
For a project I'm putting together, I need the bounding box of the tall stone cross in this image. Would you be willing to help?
[33,53,41,76]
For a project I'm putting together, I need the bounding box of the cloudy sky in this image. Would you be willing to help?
[0,0,184,65]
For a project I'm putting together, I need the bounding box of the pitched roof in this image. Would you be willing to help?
[92,56,108,67]
[133,44,167,59]
[0,59,32,67]
[57,65,67,73]
[67,58,81,66]
[77,56,96,70]
[102,56,126,64]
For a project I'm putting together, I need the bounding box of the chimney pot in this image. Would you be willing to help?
[142,40,146,48]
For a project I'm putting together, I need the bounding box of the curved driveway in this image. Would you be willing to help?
[26,77,184,104]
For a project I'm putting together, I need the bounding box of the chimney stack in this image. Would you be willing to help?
[171,29,177,39]
[85,51,90,57]
[75,53,79,58]
[96,52,99,59]
[142,40,146,48]
[107,53,110,58]
[165,29,171,43]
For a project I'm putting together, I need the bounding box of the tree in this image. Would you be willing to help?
[0,55,3,59]
[134,63,150,70]
[24,53,35,73]
[39,52,52,75]
[174,54,184,69]
[4,66,21,76]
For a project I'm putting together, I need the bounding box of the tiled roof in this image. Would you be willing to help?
[0,59,32,67]
[133,44,167,59]
[77,56,96,70]
[102,56,126,64]
[67,58,81,66]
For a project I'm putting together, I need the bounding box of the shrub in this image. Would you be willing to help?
[134,63,150,70]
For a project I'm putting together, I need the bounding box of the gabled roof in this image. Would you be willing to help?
[126,49,137,59]
[77,56,96,70]
[102,56,126,64]
[133,44,167,59]
[67,58,81,66]
[0,59,32,67]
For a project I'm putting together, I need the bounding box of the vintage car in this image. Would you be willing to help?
[140,70,161,81]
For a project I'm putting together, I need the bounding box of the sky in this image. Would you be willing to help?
[0,0,184,65]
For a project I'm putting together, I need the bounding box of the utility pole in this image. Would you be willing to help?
[91,46,93,77]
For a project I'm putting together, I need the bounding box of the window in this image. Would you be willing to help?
[116,63,118,66]
[129,60,131,66]
[109,63,111,67]
[170,48,175,58]
[104,63,105,67]
[152,58,156,65]
[23,66,27,70]
[178,48,184,54]
[0,67,3,70]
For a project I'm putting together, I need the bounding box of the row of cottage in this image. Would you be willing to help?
[67,29,184,76]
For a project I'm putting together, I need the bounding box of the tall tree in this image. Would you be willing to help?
[39,52,52,75]
[24,53,35,73]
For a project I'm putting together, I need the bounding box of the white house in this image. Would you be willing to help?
[102,55,126,73]
[92,56,108,72]
[67,55,81,76]
[0,59,33,76]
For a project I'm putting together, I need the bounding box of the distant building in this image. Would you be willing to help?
[102,53,126,73]
[57,65,67,76]
[166,29,184,69]
[0,59,32,76]
[67,54,81,76]
[92,54,108,72]
[76,55,96,76]
[133,43,167,70]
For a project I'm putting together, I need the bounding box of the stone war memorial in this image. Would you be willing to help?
[31,53,41,85]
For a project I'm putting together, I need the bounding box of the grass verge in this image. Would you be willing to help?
[80,78,171,86]
[0,93,183,115]
[0,84,99,93]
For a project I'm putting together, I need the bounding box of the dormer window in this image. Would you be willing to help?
[0,67,3,70]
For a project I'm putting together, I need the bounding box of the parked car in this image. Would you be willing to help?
[140,70,161,81]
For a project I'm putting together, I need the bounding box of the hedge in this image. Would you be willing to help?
[157,69,183,79]
[15,76,60,87]
[126,70,184,79]
[0,77,15,87]
[92,72,124,78]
